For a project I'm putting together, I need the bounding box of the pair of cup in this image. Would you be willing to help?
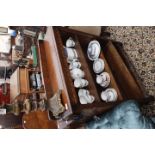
[96,72,110,88]
[69,59,86,86]
[78,89,95,104]
[101,88,118,102]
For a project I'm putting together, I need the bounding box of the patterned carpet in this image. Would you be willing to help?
[105,26,155,115]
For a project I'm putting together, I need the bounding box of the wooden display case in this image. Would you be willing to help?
[10,67,44,103]
[22,27,153,129]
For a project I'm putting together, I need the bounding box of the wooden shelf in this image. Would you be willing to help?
[75,35,100,104]
[56,29,124,109]
[54,30,79,105]
[21,27,152,129]
[52,27,149,117]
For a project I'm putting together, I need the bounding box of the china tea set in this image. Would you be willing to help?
[64,37,95,104]
[64,37,118,104]
[87,40,118,102]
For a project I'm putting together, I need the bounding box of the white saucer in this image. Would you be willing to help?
[100,72,110,88]
[93,58,105,74]
[87,40,101,61]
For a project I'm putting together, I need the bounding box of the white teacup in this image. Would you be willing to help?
[66,37,76,48]
[101,88,118,102]
[78,89,95,104]
[93,58,105,74]
[79,95,94,104]
[65,48,78,63]
[69,60,81,70]
[70,68,85,79]
[74,78,88,88]
[79,96,87,104]
[96,72,110,87]
[78,89,89,97]
[85,95,95,103]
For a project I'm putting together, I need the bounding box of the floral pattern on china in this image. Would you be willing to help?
[87,40,101,61]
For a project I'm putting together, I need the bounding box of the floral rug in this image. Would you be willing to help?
[106,26,155,116]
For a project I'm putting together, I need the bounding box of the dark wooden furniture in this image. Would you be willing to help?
[22,27,153,129]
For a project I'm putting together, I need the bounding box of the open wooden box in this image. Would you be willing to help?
[52,27,147,108]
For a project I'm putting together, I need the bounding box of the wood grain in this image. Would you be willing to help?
[103,41,144,99]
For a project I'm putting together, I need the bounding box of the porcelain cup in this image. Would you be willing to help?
[69,60,81,70]
[96,72,110,87]
[65,48,78,63]
[66,37,76,48]
[78,89,95,104]
[79,95,95,104]
[96,74,107,84]
[79,96,88,104]
[70,68,85,79]
[85,95,95,103]
[74,78,88,88]
[78,89,89,97]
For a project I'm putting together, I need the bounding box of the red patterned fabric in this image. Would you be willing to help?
[0,83,10,104]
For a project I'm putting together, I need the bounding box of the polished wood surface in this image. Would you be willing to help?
[103,41,144,99]
[37,40,53,99]
[23,27,73,129]
[10,67,28,102]
[43,28,71,112]
[19,68,29,94]
[23,111,57,129]
[10,67,30,103]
